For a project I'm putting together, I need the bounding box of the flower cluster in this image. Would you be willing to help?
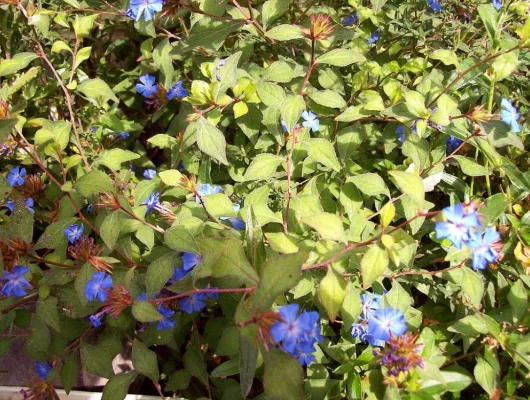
[435,203,501,270]
[136,74,187,103]
[379,334,424,387]
[0,265,31,298]
[351,293,408,347]
[271,304,322,366]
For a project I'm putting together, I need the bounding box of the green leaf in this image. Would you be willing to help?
[73,46,92,70]
[461,267,484,308]
[0,337,14,359]
[211,358,240,377]
[474,357,496,395]
[184,18,242,51]
[281,95,305,132]
[350,173,390,197]
[214,51,241,102]
[72,14,97,38]
[361,244,389,289]
[184,345,208,385]
[254,252,308,311]
[308,90,347,109]
[243,154,284,181]
[448,315,488,337]
[266,24,304,41]
[388,170,425,208]
[0,52,39,77]
[261,0,293,29]
[132,339,159,381]
[34,217,78,250]
[75,170,114,197]
[195,116,228,165]
[477,4,498,43]
[303,213,345,242]
[263,61,297,83]
[429,49,459,67]
[264,348,304,400]
[158,169,183,186]
[0,119,18,143]
[100,211,123,250]
[507,280,528,322]
[153,38,174,89]
[80,342,114,379]
[319,267,348,322]
[453,156,490,176]
[403,90,428,118]
[61,353,79,394]
[93,149,140,170]
[147,134,178,148]
[102,371,138,400]
[77,78,119,106]
[265,232,299,254]
[303,138,341,172]
[492,51,519,81]
[146,252,179,298]
[316,49,366,67]
[200,0,227,16]
[24,315,50,361]
[36,296,61,332]
[132,301,162,323]
[239,335,258,398]
[256,82,285,107]
[165,370,191,391]
[165,225,200,253]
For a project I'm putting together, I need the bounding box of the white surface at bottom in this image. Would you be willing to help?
[0,386,162,399]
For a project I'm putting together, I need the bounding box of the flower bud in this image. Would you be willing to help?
[303,14,335,41]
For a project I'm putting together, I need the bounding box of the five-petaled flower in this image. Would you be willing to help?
[500,98,521,133]
[182,252,203,271]
[143,169,157,180]
[344,13,358,26]
[142,192,161,214]
[180,292,208,314]
[166,81,188,100]
[301,110,320,132]
[136,74,158,98]
[427,0,442,12]
[446,135,463,153]
[466,228,501,270]
[7,166,26,187]
[85,271,113,302]
[63,223,84,244]
[367,306,408,345]
[368,30,380,44]
[36,362,52,380]
[0,265,31,298]
[157,305,175,330]
[396,125,405,143]
[435,203,481,249]
[125,0,163,22]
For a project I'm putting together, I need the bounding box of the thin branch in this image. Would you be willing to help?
[0,293,38,314]
[151,286,256,304]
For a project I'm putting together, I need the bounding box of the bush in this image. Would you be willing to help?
[0,0,529,398]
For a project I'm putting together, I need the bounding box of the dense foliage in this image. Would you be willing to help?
[1,0,530,398]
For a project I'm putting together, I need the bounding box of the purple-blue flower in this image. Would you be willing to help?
[446,135,463,153]
[136,74,158,98]
[171,267,189,282]
[435,203,481,249]
[182,252,202,271]
[7,166,26,187]
[63,223,84,244]
[143,169,157,180]
[195,183,223,203]
[216,59,227,81]
[361,293,382,319]
[141,192,161,214]
[297,310,323,343]
[366,306,407,345]
[166,81,188,100]
[85,271,113,302]
[0,265,31,298]
[271,304,303,353]
[36,362,52,380]
[500,99,521,133]
[179,293,207,314]
[89,314,102,328]
[427,0,442,12]
[116,132,129,140]
[301,110,320,132]
[368,30,379,44]
[220,204,246,230]
[396,125,405,143]
[344,13,358,26]
[125,0,163,22]
[351,323,367,340]
[157,305,175,330]
[86,202,93,214]
[492,0,502,10]
[466,228,500,270]
[293,342,316,366]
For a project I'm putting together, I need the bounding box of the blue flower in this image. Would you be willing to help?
[344,13,358,26]
[6,200,14,212]
[427,0,442,12]
[195,183,223,203]
[36,362,52,380]
[492,0,502,10]
[271,304,304,353]
[157,305,175,330]
[136,74,158,98]
[166,81,188,100]
[7,166,26,187]
[446,135,463,153]
[0,265,31,298]
[180,293,207,314]
[116,132,129,140]
[466,228,500,270]
[396,125,405,143]
[281,120,289,133]
[301,110,320,132]
[89,314,102,328]
[368,30,379,44]
[298,310,323,343]
[435,203,481,249]
[171,267,189,282]
[143,169,157,180]
[293,342,316,366]
[86,202,93,214]
[361,293,382,319]
[351,323,367,340]
[204,287,220,300]
[125,0,163,22]
[63,223,84,244]
[216,59,227,81]
[220,204,246,230]
[85,271,113,302]
[181,252,202,271]
[367,306,407,345]
[500,98,521,133]
[141,192,161,214]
